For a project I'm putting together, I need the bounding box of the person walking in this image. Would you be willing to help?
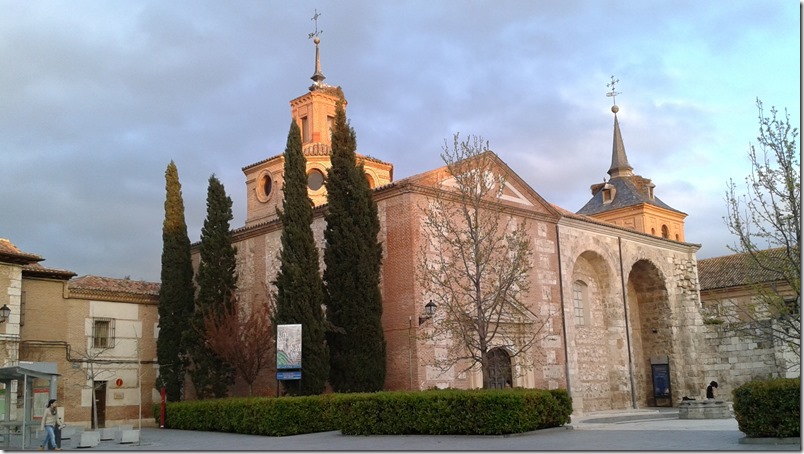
[39,398,62,451]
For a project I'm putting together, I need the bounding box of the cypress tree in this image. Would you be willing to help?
[323,102,386,392]
[273,120,329,395]
[188,175,237,398]
[157,161,195,401]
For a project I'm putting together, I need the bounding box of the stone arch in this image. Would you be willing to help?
[487,347,512,389]
[568,250,630,411]
[626,259,671,407]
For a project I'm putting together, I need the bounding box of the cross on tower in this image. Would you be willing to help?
[606,75,621,105]
[308,9,323,39]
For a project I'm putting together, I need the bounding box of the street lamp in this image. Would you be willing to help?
[0,304,10,323]
[418,300,437,325]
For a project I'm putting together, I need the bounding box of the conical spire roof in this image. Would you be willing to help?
[607,105,633,178]
[309,36,326,90]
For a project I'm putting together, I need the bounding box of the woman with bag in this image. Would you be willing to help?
[39,399,62,451]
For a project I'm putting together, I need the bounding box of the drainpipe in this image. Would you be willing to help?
[555,225,571,396]
[619,236,637,409]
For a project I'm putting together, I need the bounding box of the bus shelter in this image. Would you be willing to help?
[0,362,59,450]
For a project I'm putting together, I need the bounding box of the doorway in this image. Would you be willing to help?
[487,348,512,388]
[92,381,107,429]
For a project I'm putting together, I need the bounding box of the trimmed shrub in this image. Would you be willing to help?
[334,388,572,435]
[732,377,800,438]
[152,388,572,437]
[153,394,339,436]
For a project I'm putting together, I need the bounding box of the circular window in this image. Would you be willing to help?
[255,170,274,203]
[261,174,273,198]
[307,169,325,191]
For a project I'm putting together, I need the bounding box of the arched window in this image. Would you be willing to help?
[365,173,375,189]
[572,280,588,325]
[661,225,669,239]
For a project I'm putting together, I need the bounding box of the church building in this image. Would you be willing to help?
[190,34,714,415]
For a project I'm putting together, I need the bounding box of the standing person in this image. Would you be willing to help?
[706,381,718,400]
[39,398,61,451]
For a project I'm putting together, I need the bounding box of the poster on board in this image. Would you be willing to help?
[276,324,302,370]
[33,387,50,419]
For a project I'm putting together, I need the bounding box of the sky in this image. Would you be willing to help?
[1,0,799,283]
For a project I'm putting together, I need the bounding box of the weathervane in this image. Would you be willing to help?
[308,9,323,40]
[606,75,621,105]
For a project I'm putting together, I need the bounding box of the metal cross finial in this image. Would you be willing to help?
[606,75,621,105]
[308,9,323,39]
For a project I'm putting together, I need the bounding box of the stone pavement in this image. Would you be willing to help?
[23,408,801,451]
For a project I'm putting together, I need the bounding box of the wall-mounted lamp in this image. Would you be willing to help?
[418,300,438,326]
[0,304,11,323]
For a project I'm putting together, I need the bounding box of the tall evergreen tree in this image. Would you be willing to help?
[156,161,195,401]
[323,102,386,392]
[188,175,237,398]
[273,120,329,395]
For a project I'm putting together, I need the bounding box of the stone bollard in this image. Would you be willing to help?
[678,399,731,419]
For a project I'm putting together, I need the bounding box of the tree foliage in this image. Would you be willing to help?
[417,134,547,388]
[202,295,275,396]
[188,175,238,398]
[157,160,195,401]
[323,102,386,392]
[724,98,800,364]
[273,120,329,395]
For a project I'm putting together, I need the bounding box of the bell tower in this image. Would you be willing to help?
[242,13,393,227]
[577,77,687,241]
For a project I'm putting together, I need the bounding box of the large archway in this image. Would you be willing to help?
[626,259,671,407]
[569,251,630,411]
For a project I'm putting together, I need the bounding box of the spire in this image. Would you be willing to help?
[605,76,633,178]
[308,9,326,91]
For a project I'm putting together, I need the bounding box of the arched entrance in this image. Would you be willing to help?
[626,259,671,407]
[487,348,512,389]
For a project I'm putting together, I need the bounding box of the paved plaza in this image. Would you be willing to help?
[21,409,801,451]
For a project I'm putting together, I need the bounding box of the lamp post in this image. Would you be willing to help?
[0,304,10,323]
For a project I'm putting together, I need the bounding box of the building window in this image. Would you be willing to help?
[366,173,375,189]
[93,318,115,349]
[327,115,334,139]
[572,281,587,325]
[307,169,325,191]
[301,116,310,143]
[661,225,669,239]
[261,173,273,198]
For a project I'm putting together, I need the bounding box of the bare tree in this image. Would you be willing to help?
[202,294,275,396]
[723,98,800,366]
[417,134,550,388]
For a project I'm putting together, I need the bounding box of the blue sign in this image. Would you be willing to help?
[276,370,302,380]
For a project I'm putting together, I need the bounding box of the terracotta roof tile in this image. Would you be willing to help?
[69,275,160,296]
[23,263,77,279]
[0,238,44,265]
[698,248,792,290]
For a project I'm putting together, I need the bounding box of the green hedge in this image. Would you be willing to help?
[331,388,571,435]
[732,377,800,438]
[152,394,339,436]
[153,388,572,437]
